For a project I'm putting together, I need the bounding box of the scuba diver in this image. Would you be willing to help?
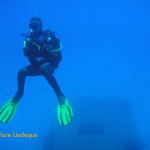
[0,17,73,126]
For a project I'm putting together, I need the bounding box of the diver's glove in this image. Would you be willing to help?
[42,45,53,53]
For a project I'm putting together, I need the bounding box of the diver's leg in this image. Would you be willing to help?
[40,63,73,126]
[12,65,40,103]
[40,63,65,105]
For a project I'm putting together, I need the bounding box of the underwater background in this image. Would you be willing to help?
[0,0,150,149]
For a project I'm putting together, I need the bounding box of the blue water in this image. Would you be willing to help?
[0,0,150,150]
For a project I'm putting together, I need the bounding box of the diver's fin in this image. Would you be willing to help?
[0,99,18,123]
[58,99,73,126]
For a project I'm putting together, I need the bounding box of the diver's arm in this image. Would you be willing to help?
[42,45,62,64]
[24,37,44,66]
[42,32,62,62]
[43,30,62,57]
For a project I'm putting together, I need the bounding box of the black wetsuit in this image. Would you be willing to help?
[12,30,63,103]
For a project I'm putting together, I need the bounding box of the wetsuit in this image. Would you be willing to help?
[12,30,63,103]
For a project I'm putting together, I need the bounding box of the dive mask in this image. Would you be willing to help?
[29,21,41,30]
